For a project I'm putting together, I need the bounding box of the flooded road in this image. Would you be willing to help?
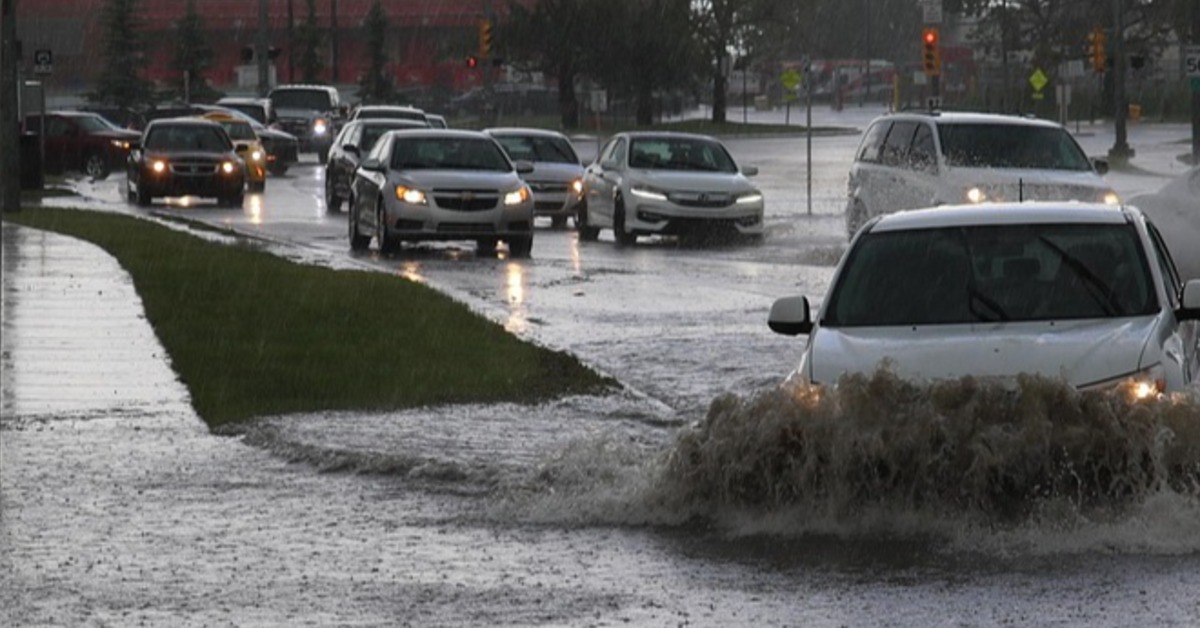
[4,105,1200,626]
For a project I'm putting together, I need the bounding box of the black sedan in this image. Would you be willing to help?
[126,118,246,207]
[324,118,427,212]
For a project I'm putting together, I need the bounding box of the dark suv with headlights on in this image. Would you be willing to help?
[126,118,246,207]
[267,84,346,163]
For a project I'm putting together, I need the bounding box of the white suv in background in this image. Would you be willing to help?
[844,111,1119,238]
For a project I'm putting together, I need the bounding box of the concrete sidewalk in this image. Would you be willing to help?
[0,221,195,423]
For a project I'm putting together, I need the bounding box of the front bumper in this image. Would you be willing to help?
[382,195,534,241]
[136,165,245,199]
[627,197,764,236]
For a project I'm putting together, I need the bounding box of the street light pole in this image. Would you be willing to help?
[1,0,19,213]
[256,0,269,96]
[1109,0,1133,165]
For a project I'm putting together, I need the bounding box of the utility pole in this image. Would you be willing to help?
[1192,0,1199,164]
[1,0,19,213]
[1109,0,1133,165]
[330,0,338,83]
[287,0,295,83]
[256,0,269,96]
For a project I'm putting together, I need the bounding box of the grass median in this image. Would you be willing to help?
[3,207,617,429]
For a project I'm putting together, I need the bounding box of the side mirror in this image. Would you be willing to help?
[359,158,385,172]
[1092,157,1109,175]
[600,159,619,170]
[767,296,814,336]
[741,165,759,177]
[1179,279,1200,321]
[514,159,534,174]
[344,144,360,157]
[235,143,250,153]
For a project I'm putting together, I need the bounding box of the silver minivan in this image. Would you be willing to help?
[844,111,1119,238]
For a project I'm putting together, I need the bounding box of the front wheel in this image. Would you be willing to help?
[84,153,110,180]
[376,204,397,254]
[613,198,636,247]
[507,235,533,258]
[348,199,370,251]
[576,201,600,242]
[324,172,341,212]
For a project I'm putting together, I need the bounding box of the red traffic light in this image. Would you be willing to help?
[466,55,478,69]
[922,28,938,46]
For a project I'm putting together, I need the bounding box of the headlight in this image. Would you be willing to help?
[221,161,236,174]
[395,186,427,204]
[313,119,328,135]
[1081,364,1166,401]
[504,185,531,206]
[111,139,129,149]
[1102,191,1120,205]
[250,150,264,162]
[570,178,583,196]
[630,186,668,201]
[736,192,764,205]
[151,160,167,173]
[965,186,988,203]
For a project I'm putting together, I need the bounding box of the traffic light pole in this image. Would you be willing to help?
[1109,0,1133,166]
[1192,0,1200,164]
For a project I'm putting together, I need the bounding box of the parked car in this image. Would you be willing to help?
[126,118,246,207]
[199,111,267,191]
[23,110,141,179]
[215,97,278,126]
[77,105,146,131]
[578,131,765,245]
[768,202,1200,396]
[347,129,535,257]
[268,84,347,162]
[324,118,429,212]
[485,127,585,228]
[844,111,1120,238]
[348,104,429,125]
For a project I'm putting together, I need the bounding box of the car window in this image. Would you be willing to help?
[824,223,1156,327]
[937,123,1093,170]
[46,117,74,137]
[628,137,737,172]
[214,120,256,141]
[880,121,918,168]
[494,134,579,164]
[144,125,232,152]
[270,90,334,111]
[389,136,512,172]
[367,132,392,161]
[855,120,891,163]
[73,115,111,133]
[910,123,936,171]
[1146,221,1182,308]
[356,109,426,122]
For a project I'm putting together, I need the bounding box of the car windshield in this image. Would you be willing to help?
[270,90,333,111]
[937,123,1093,170]
[222,104,266,124]
[823,223,1157,327]
[628,137,738,172]
[361,124,422,152]
[494,134,579,164]
[214,120,256,141]
[143,125,232,152]
[73,114,113,133]
[357,109,426,122]
[389,136,511,172]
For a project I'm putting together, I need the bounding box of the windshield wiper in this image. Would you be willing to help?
[968,286,1010,322]
[1036,236,1122,316]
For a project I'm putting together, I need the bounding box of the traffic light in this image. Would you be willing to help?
[921,27,941,76]
[478,19,493,59]
[1088,28,1107,73]
[466,55,478,69]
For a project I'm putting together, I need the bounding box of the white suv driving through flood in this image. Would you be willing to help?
[844,111,1119,238]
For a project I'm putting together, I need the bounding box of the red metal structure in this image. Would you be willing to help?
[16,0,508,97]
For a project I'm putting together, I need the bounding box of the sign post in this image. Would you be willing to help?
[32,48,52,76]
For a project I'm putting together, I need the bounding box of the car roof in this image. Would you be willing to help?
[868,202,1136,233]
[484,127,569,139]
[619,130,723,142]
[145,117,224,130]
[878,110,1065,129]
[356,104,424,112]
[383,128,490,139]
[217,97,269,105]
[353,118,428,128]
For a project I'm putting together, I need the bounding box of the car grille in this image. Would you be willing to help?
[667,191,735,208]
[433,189,499,211]
[528,181,569,193]
[169,159,220,175]
[535,200,565,211]
[278,119,309,137]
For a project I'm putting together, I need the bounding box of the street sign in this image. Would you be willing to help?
[1185,45,1200,77]
[1028,68,1048,92]
[33,49,52,76]
[921,0,943,24]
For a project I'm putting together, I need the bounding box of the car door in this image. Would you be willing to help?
[40,115,78,174]
[584,136,627,228]
[1146,221,1200,384]
[351,131,391,232]
[846,119,891,219]
[332,122,362,191]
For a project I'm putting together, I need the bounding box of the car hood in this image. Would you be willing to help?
[257,128,298,141]
[391,169,524,190]
[809,316,1157,388]
[140,149,238,161]
[941,166,1112,202]
[275,107,329,120]
[524,161,584,183]
[96,129,142,142]
[633,170,756,193]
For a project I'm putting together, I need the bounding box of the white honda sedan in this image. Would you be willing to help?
[768,202,1200,397]
[579,131,764,245]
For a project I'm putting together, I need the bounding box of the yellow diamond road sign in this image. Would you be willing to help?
[780,68,801,91]
[1029,68,1048,92]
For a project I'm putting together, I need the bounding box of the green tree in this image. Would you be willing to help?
[88,0,155,109]
[502,0,587,129]
[296,0,325,83]
[357,0,394,103]
[693,0,745,123]
[170,0,220,103]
